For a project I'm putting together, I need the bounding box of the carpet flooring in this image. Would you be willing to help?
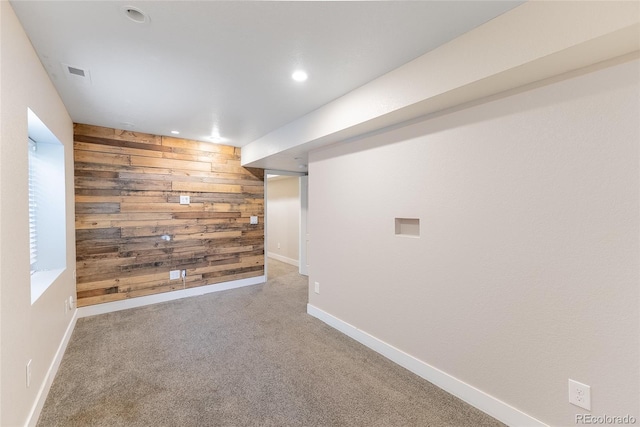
[37,259,504,427]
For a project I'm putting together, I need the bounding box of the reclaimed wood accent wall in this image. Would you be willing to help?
[73,124,264,307]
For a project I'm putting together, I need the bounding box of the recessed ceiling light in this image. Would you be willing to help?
[170,130,180,135]
[122,6,149,24]
[292,70,308,82]
[207,124,229,144]
[207,135,228,144]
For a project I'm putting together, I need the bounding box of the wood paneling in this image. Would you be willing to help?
[74,124,264,307]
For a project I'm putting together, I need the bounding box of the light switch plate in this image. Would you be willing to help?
[250,216,258,225]
[26,360,32,388]
[179,195,190,205]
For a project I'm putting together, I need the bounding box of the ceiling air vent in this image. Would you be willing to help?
[67,66,85,77]
[61,63,91,85]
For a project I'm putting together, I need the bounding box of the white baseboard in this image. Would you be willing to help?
[78,275,266,318]
[306,304,547,427]
[267,253,299,267]
[26,308,78,427]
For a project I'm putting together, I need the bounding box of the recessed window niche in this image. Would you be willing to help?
[28,108,66,304]
[395,218,420,238]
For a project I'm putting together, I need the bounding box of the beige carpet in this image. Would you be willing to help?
[37,259,504,427]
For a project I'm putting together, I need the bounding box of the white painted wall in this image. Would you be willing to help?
[267,176,300,266]
[308,58,639,426]
[0,2,77,425]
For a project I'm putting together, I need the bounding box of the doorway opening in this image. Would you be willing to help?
[265,172,308,281]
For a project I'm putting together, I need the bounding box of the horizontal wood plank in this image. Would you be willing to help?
[172,181,242,193]
[74,124,162,145]
[130,155,212,172]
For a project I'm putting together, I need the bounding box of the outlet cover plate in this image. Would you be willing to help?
[169,270,180,280]
[179,195,190,205]
[569,379,591,410]
[250,216,258,225]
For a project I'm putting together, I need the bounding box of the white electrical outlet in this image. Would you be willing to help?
[179,195,190,205]
[314,281,320,294]
[569,379,591,410]
[26,360,32,388]
[64,299,68,313]
[69,296,74,309]
[169,270,180,280]
[250,216,258,225]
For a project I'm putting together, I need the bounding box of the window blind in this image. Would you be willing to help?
[28,137,37,274]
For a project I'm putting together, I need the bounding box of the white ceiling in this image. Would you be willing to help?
[11,1,522,148]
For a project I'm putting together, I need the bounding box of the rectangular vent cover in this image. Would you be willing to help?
[61,63,91,84]
[67,66,85,77]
